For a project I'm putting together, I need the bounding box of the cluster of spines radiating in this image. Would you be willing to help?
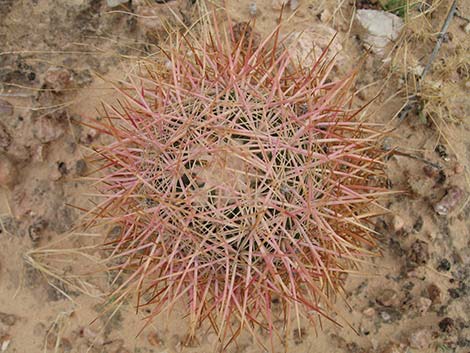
[88,19,388,349]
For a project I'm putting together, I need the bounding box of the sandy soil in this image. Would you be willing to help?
[0,0,469,352]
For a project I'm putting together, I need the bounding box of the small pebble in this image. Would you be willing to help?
[28,218,48,243]
[75,159,87,176]
[438,317,455,334]
[427,284,441,304]
[363,307,376,317]
[422,165,440,178]
[392,215,404,232]
[290,0,299,10]
[434,144,449,161]
[248,2,257,16]
[33,117,65,144]
[79,126,99,145]
[408,328,431,349]
[437,258,451,272]
[319,8,331,22]
[409,240,429,265]
[147,332,163,347]
[415,297,432,314]
[44,67,72,91]
[0,313,17,326]
[380,311,391,322]
[32,144,46,162]
[454,163,464,174]
[434,186,464,216]
[464,22,470,34]
[376,288,399,307]
[0,335,11,352]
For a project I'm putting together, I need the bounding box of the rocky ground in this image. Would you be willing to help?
[0,0,469,352]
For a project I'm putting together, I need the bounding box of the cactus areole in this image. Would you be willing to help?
[90,20,388,348]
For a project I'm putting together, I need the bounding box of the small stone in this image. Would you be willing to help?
[392,215,404,232]
[408,328,431,349]
[437,258,451,272]
[380,311,391,322]
[438,317,455,334]
[148,332,163,347]
[75,159,87,176]
[363,307,376,317]
[32,144,46,162]
[0,313,17,326]
[0,99,13,116]
[107,0,128,7]
[79,126,99,145]
[434,186,464,216]
[356,10,404,55]
[248,2,258,16]
[28,218,48,243]
[33,117,65,143]
[415,297,432,314]
[0,335,11,352]
[319,8,331,23]
[44,67,72,91]
[0,122,11,152]
[284,25,344,70]
[464,22,470,34]
[454,163,464,174]
[422,165,439,178]
[411,65,424,77]
[290,0,299,10]
[427,284,441,304]
[0,155,17,188]
[376,288,399,307]
[49,164,63,181]
[409,240,429,265]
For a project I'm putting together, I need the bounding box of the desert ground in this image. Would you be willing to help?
[0,0,469,352]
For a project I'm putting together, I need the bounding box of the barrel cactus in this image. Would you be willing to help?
[88,15,387,350]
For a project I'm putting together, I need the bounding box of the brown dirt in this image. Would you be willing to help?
[0,0,469,352]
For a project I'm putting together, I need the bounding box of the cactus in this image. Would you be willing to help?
[87,15,389,350]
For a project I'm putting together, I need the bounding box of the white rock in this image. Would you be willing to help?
[356,9,404,55]
[107,0,128,7]
[285,24,344,70]
[248,3,258,16]
[392,215,404,232]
